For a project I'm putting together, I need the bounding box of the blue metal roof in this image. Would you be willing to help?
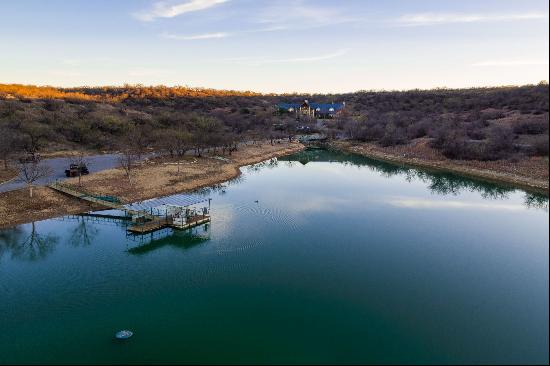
[124,194,210,211]
[277,103,300,110]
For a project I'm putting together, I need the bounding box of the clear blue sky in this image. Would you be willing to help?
[1,0,548,93]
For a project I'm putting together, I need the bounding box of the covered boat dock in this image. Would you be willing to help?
[125,195,211,234]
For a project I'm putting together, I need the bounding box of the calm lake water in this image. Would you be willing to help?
[1,149,548,364]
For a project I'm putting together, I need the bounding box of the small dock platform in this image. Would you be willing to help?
[174,215,210,230]
[127,215,210,234]
[127,218,171,234]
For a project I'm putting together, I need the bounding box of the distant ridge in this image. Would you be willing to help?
[1,82,547,102]
[0,83,264,102]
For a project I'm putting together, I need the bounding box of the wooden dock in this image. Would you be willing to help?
[48,182,155,219]
[127,217,171,234]
[49,182,210,235]
[127,215,210,234]
[174,215,210,230]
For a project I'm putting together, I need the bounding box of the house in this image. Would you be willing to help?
[277,100,345,119]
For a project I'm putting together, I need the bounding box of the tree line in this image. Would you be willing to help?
[338,82,549,160]
[1,82,548,169]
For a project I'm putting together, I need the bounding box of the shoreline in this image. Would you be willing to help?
[0,142,304,229]
[330,141,549,196]
[1,139,548,229]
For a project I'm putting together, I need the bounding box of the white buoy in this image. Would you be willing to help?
[115,330,133,339]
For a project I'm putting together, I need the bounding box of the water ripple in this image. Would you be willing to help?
[234,203,299,232]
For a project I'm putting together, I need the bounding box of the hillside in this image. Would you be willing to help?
[0,82,548,172]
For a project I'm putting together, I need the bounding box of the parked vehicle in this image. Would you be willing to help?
[65,163,89,177]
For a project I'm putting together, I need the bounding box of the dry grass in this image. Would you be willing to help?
[65,141,304,203]
[0,187,101,228]
[39,149,108,159]
[0,141,304,228]
[0,168,17,184]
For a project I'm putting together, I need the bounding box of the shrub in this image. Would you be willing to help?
[513,119,549,135]
[380,123,407,146]
[533,135,549,156]
[484,126,515,160]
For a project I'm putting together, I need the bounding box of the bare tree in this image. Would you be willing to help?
[190,117,223,157]
[285,119,298,142]
[221,132,239,156]
[154,129,178,158]
[17,157,52,198]
[68,152,88,187]
[174,129,192,157]
[118,148,139,184]
[0,124,21,170]
[117,127,148,184]
[128,124,153,160]
[20,124,48,161]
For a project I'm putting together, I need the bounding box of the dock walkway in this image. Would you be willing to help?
[48,182,155,219]
[49,182,210,234]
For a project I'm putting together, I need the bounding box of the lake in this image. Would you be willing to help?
[1,148,548,364]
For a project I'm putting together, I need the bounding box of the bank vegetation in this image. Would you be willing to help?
[0,82,548,194]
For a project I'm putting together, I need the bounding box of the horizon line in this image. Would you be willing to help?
[1,81,549,97]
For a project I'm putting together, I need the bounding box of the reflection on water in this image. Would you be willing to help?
[386,197,526,211]
[127,228,210,255]
[0,213,210,262]
[525,193,550,210]
[0,222,58,262]
[280,148,549,208]
[67,216,100,247]
[245,157,280,173]
[1,149,547,263]
[0,148,548,364]
[195,174,245,196]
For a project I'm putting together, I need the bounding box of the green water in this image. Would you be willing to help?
[1,149,548,364]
